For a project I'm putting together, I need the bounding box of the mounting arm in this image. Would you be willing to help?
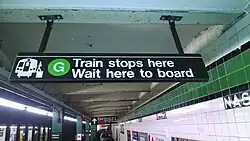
[160,15,184,54]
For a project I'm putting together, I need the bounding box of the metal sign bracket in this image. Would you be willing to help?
[37,15,63,53]
[160,15,184,54]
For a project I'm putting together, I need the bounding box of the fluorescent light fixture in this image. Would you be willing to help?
[0,98,26,110]
[47,112,53,117]
[64,116,77,122]
[10,126,17,129]
[26,106,52,116]
[28,126,33,129]
[20,126,26,129]
[0,97,87,124]
[0,126,7,128]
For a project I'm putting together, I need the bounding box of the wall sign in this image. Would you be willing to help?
[148,134,166,141]
[156,112,167,120]
[223,90,250,109]
[138,132,148,141]
[91,116,118,125]
[171,137,196,141]
[10,53,208,82]
[132,131,139,141]
[127,130,131,141]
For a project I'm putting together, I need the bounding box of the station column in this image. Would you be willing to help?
[51,107,64,141]
[76,116,83,141]
[91,123,97,133]
[85,120,90,141]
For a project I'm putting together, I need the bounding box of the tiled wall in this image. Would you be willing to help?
[124,13,250,120]
[130,44,250,119]
[120,97,250,141]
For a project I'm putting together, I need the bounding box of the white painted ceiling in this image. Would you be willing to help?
[0,0,249,118]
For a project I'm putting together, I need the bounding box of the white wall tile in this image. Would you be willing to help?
[203,135,211,141]
[197,113,202,124]
[242,107,250,122]
[213,112,221,124]
[246,122,250,132]
[201,113,208,124]
[203,124,210,136]
[214,124,223,136]
[228,123,239,137]
[219,110,228,123]
[238,138,250,141]
[216,136,224,141]
[207,112,214,124]
[209,135,217,141]
[222,137,231,141]
[229,137,240,141]
[221,124,230,136]
[235,108,246,123]
[208,124,216,135]
[237,123,249,138]
[226,109,236,123]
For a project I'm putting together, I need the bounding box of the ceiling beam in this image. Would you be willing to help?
[0,9,243,25]
[88,107,130,112]
[90,110,127,116]
[66,88,150,95]
[80,99,139,103]
[63,92,140,102]
[84,105,132,109]
[66,101,133,107]
[65,98,139,103]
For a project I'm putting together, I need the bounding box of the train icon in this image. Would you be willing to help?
[15,58,43,78]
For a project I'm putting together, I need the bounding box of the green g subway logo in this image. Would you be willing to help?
[48,59,70,76]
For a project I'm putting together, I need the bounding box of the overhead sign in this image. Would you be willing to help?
[10,53,208,82]
[223,89,250,109]
[156,111,167,120]
[91,116,118,125]
[92,118,97,125]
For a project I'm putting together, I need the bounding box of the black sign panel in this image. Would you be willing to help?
[223,89,250,109]
[156,111,167,120]
[91,116,118,125]
[10,53,208,82]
